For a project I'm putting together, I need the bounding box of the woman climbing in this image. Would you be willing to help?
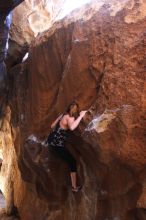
[47,101,87,192]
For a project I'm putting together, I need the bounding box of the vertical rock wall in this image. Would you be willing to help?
[2,0,146,220]
[0,1,23,219]
[0,13,12,115]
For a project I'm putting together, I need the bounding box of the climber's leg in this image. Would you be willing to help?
[50,145,81,190]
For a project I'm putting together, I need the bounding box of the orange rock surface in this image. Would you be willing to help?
[1,0,146,220]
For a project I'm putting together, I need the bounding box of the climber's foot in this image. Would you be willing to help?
[72,185,82,192]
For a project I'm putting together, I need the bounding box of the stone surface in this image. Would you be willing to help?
[0,209,19,220]
[6,0,65,68]
[0,0,23,112]
[0,1,23,219]
[1,0,146,220]
[0,107,20,220]
[0,192,6,209]
[0,14,12,113]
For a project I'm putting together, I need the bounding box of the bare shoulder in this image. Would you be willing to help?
[63,114,75,122]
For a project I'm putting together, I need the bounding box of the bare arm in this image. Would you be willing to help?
[67,111,87,131]
[51,114,63,129]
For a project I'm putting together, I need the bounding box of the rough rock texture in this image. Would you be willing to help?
[7,0,65,68]
[2,0,146,220]
[0,0,24,111]
[0,13,12,115]
[0,107,21,219]
[0,1,23,219]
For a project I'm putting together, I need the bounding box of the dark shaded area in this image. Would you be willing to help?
[0,1,23,116]
[0,0,24,14]
[0,14,11,117]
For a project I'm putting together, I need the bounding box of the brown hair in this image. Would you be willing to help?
[66,101,79,118]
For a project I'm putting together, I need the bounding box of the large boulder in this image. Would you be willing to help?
[7,0,65,68]
[2,0,146,219]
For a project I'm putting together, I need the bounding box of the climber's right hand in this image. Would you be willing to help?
[79,110,87,117]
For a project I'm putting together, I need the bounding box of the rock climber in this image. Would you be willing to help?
[47,101,87,192]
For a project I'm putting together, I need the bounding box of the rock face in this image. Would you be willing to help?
[0,13,12,115]
[1,0,146,220]
[7,0,65,68]
[0,1,23,220]
[0,0,23,111]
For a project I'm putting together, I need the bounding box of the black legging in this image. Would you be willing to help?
[49,145,77,172]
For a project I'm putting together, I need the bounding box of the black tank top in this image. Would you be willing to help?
[47,121,69,147]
